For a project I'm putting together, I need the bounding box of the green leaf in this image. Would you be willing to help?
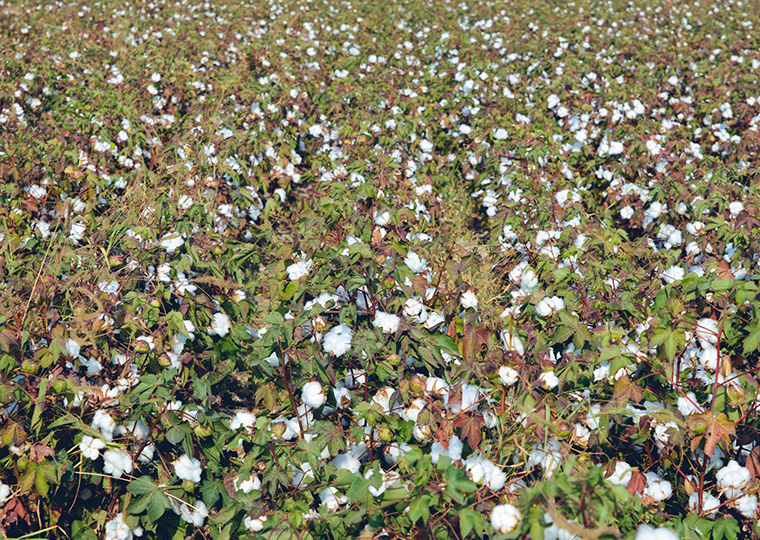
[263,311,285,325]
[348,475,371,502]
[146,490,171,521]
[128,476,159,496]
[408,494,432,524]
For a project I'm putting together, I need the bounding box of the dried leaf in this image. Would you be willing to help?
[454,414,484,450]
[747,446,760,479]
[627,469,647,495]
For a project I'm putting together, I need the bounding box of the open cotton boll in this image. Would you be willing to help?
[643,473,672,502]
[695,318,719,346]
[92,410,117,441]
[323,324,353,356]
[373,311,400,333]
[104,513,136,540]
[732,494,758,518]
[291,462,315,487]
[716,460,751,492]
[319,487,347,512]
[729,202,744,216]
[500,329,525,356]
[490,504,522,534]
[79,435,106,460]
[178,500,208,527]
[286,257,313,281]
[404,251,428,273]
[499,366,519,385]
[661,266,685,284]
[173,454,203,483]
[207,312,231,337]
[230,411,256,432]
[159,232,184,253]
[536,296,564,317]
[330,453,361,473]
[688,492,720,517]
[244,515,266,532]
[103,449,133,478]
[635,525,679,540]
[460,290,478,310]
[301,381,326,409]
[677,392,702,417]
[430,435,463,464]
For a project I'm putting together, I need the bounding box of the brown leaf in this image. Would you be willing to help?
[453,413,484,450]
[627,469,647,495]
[0,329,18,353]
[29,443,54,463]
[612,376,644,406]
[747,446,760,479]
[686,412,736,457]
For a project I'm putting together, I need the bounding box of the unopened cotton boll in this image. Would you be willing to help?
[173,454,203,483]
[373,311,400,333]
[302,381,326,409]
[491,504,522,534]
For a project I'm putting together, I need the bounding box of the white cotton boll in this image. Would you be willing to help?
[606,462,633,486]
[330,453,361,473]
[173,454,203,483]
[460,290,478,310]
[677,392,701,416]
[159,233,184,253]
[420,140,434,153]
[79,435,106,460]
[372,387,397,413]
[179,500,208,527]
[662,266,685,284]
[620,205,634,220]
[291,462,314,487]
[403,297,424,318]
[207,312,231,337]
[319,487,347,512]
[230,411,256,432]
[373,311,400,334]
[323,324,353,356]
[404,251,428,273]
[286,259,313,281]
[102,450,133,478]
[643,473,672,502]
[699,347,719,371]
[374,210,391,226]
[424,312,445,330]
[635,525,679,540]
[302,381,326,409]
[494,128,508,140]
[733,494,758,518]
[333,387,351,408]
[104,513,133,540]
[716,460,751,491]
[729,202,744,216]
[696,318,719,346]
[244,516,266,531]
[500,330,525,356]
[499,366,519,385]
[540,371,559,389]
[689,491,720,517]
[92,410,116,441]
[536,296,564,317]
[66,338,81,358]
[490,504,522,534]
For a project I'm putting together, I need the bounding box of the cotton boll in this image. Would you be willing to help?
[178,500,208,527]
[302,381,326,409]
[729,202,744,216]
[319,487,347,512]
[500,330,525,356]
[695,318,719,346]
[635,525,679,540]
[104,513,133,540]
[732,494,758,518]
[536,296,564,317]
[323,324,353,356]
[404,251,428,273]
[286,258,313,281]
[102,449,133,478]
[173,454,203,483]
[699,347,719,371]
[606,462,633,486]
[79,435,106,460]
[716,460,750,491]
[330,453,361,473]
[677,392,702,416]
[460,290,479,310]
[688,491,720,517]
[490,504,522,534]
[291,462,315,487]
[539,371,559,389]
[494,128,508,140]
[92,410,116,441]
[373,311,400,333]
[207,312,231,337]
[230,411,256,432]
[643,473,672,502]
[499,366,519,385]
[661,266,685,284]
[244,515,266,531]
